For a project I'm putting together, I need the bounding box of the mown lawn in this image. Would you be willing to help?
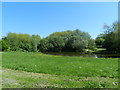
[2,52,118,88]
[2,68,118,88]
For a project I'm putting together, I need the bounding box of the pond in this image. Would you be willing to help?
[45,52,120,58]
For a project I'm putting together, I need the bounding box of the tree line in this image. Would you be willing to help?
[0,33,41,52]
[0,29,96,52]
[0,22,119,53]
[95,22,120,53]
[38,29,95,52]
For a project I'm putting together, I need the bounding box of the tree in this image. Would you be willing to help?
[3,32,41,52]
[88,39,96,50]
[0,39,10,51]
[65,29,93,52]
[96,21,120,53]
[49,36,65,52]
[95,34,105,47]
[38,38,49,52]
[38,29,96,52]
[31,35,41,52]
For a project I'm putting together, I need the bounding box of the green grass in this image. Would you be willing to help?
[2,68,118,88]
[2,52,118,88]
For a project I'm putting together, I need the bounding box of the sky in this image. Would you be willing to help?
[2,0,120,2]
[2,2,118,39]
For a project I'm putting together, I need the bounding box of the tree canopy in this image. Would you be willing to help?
[95,22,120,53]
[38,29,96,52]
[1,33,41,52]
[1,23,119,54]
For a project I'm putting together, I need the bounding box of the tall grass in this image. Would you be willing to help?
[2,52,118,78]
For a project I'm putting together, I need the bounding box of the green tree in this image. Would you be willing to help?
[96,21,120,53]
[0,39,10,51]
[31,35,41,52]
[88,39,96,50]
[65,29,93,52]
[39,29,95,52]
[4,32,41,52]
[38,38,49,52]
[95,34,105,47]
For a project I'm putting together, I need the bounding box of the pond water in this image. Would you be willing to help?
[45,52,120,58]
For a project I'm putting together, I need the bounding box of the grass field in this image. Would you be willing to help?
[2,52,118,88]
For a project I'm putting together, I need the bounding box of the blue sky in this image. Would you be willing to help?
[2,2,118,39]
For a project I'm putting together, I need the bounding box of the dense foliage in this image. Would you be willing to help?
[38,29,96,52]
[1,21,119,53]
[0,29,96,52]
[0,33,41,52]
[95,22,120,53]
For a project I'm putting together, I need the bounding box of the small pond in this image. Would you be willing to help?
[45,52,120,58]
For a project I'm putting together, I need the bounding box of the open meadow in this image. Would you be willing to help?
[1,2,119,89]
[2,52,118,88]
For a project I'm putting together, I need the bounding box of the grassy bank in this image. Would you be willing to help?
[2,52,118,77]
[2,52,118,88]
